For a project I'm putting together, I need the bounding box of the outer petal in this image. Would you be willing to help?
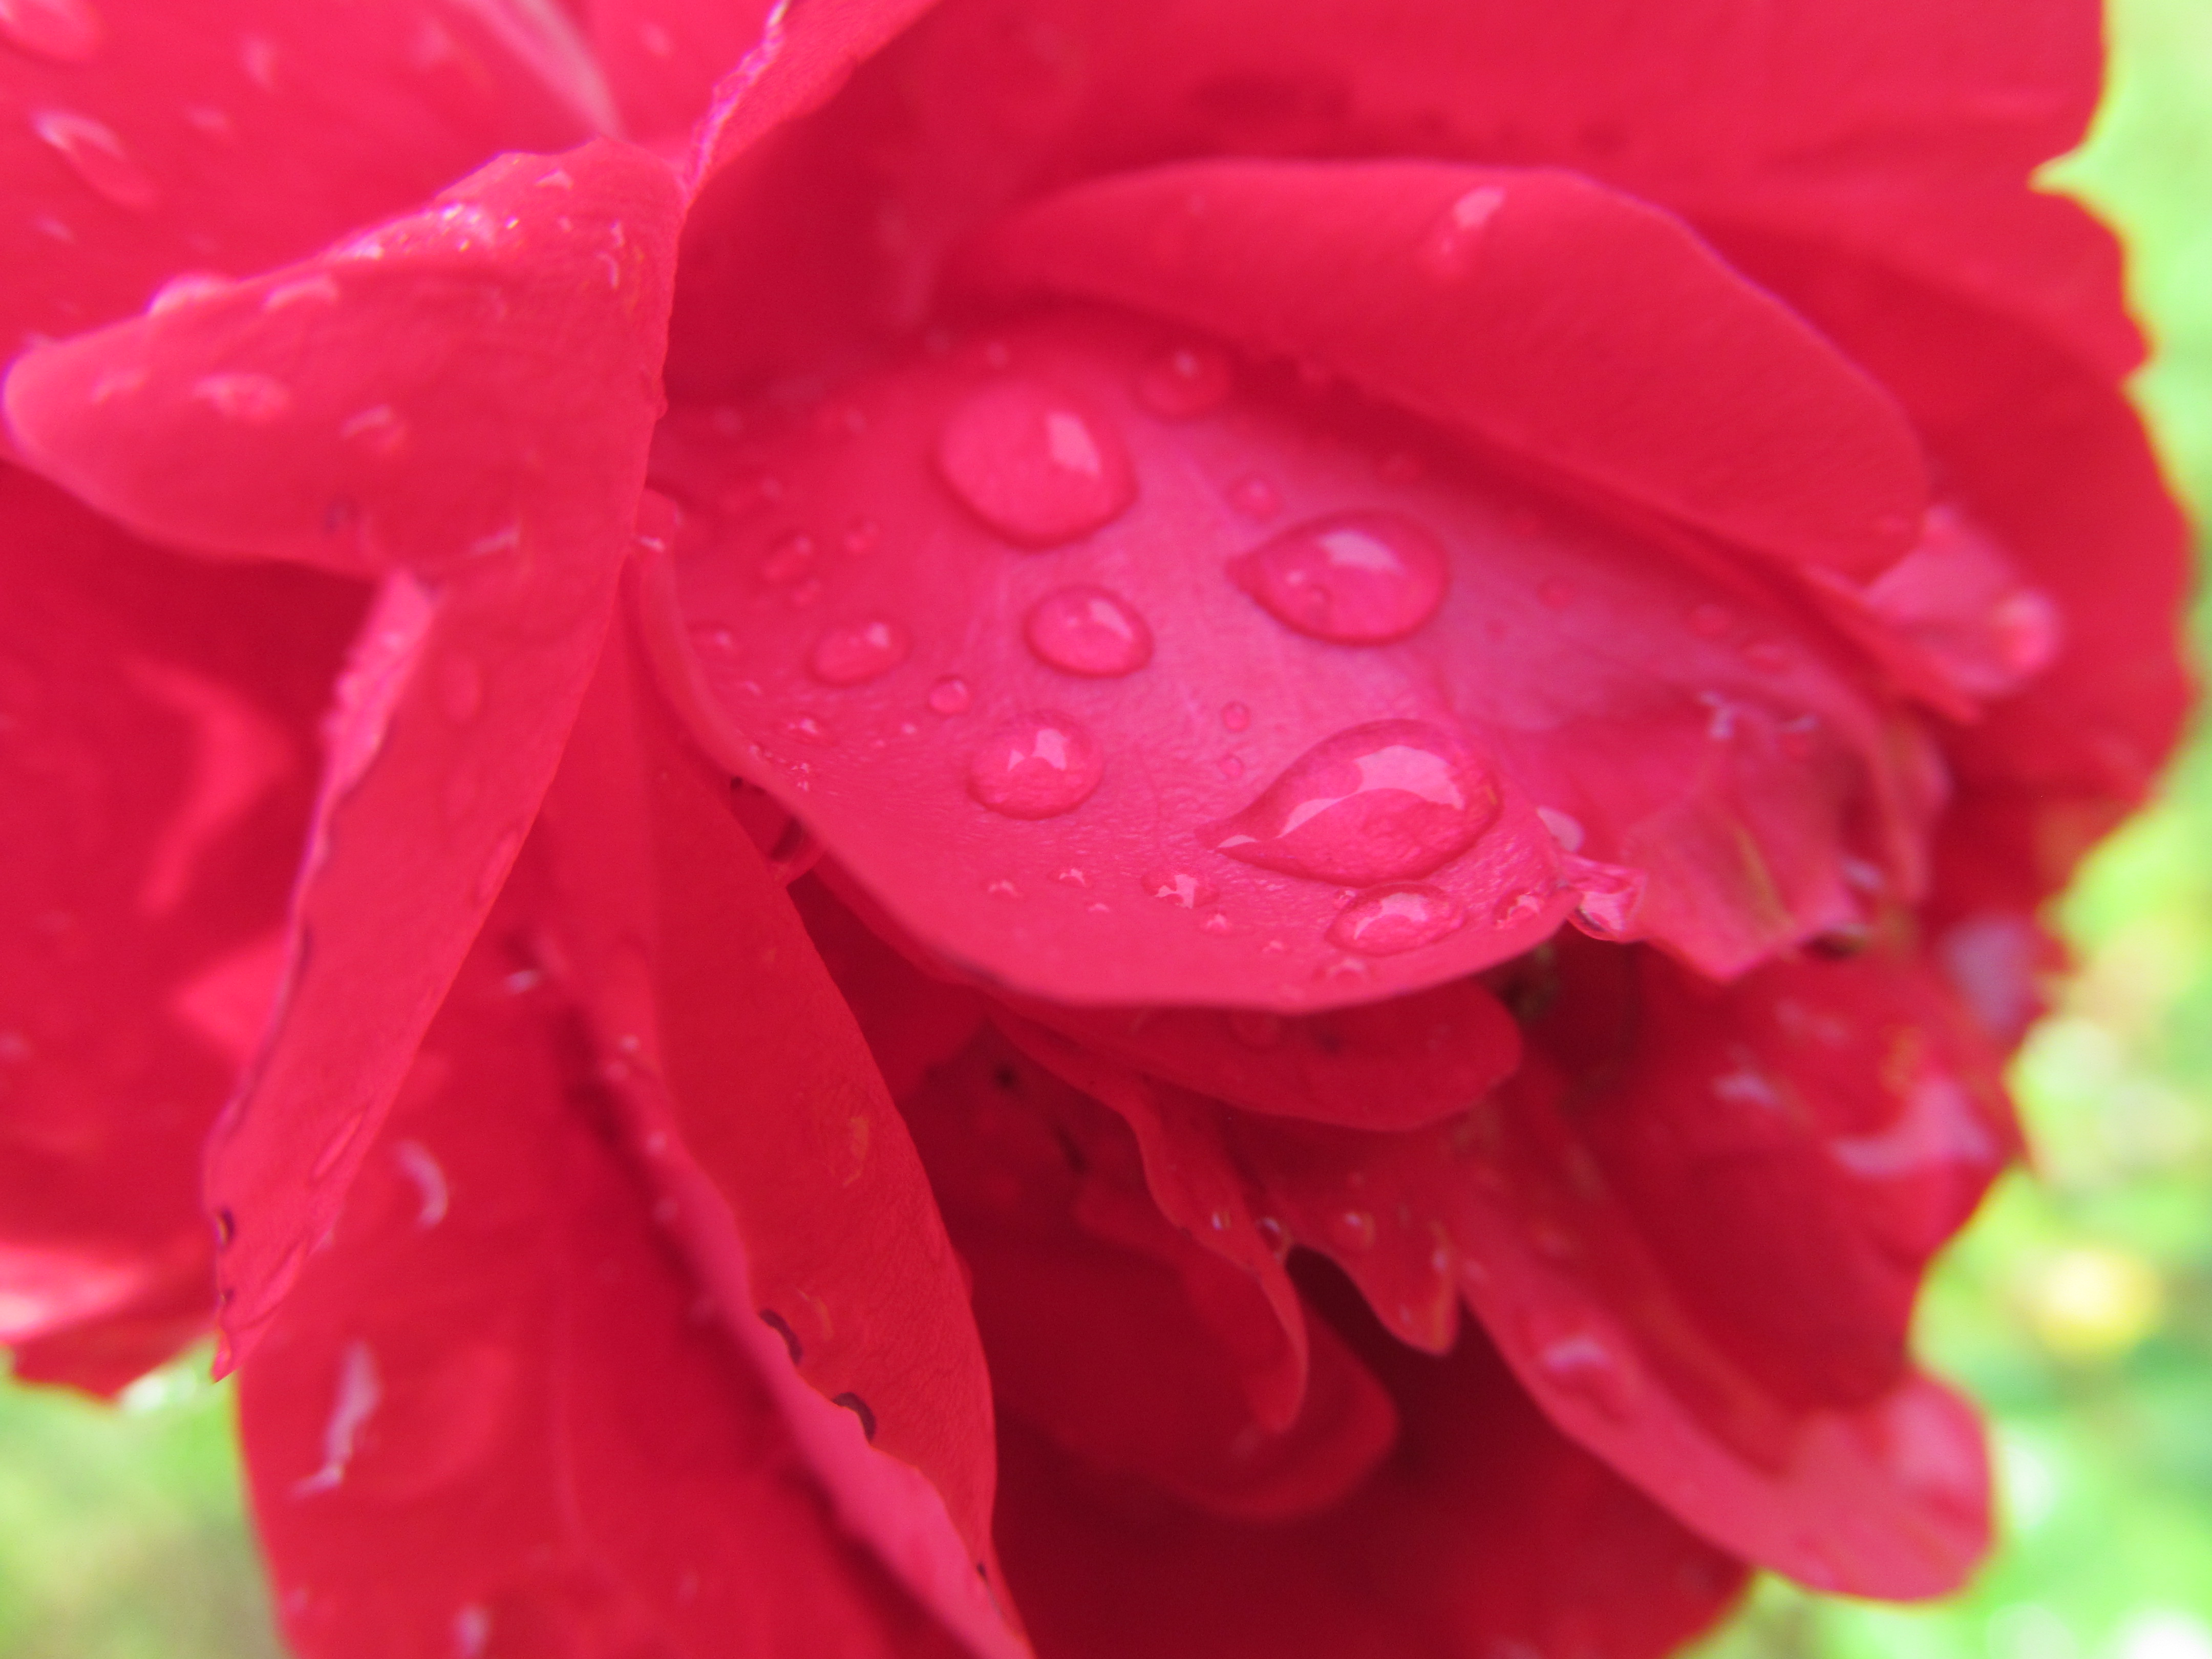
[0,467,358,1391]
[27,139,696,1372]
[970,160,1928,578]
[646,308,1940,1005]
[994,1268,1746,1659]
[239,911,963,1659]
[534,599,1024,1659]
[0,0,598,365]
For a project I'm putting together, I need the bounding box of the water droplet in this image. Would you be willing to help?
[809,618,911,686]
[936,379,1135,547]
[1536,806,1585,851]
[1218,754,1245,780]
[1136,343,1232,418]
[1421,184,1506,278]
[1494,888,1547,927]
[338,404,407,454]
[1687,602,1733,639]
[1228,512,1450,644]
[0,0,102,63]
[1143,869,1216,909]
[1561,856,1646,941]
[1328,883,1466,955]
[1527,1317,1640,1421]
[1202,720,1499,885]
[967,713,1104,819]
[1199,911,1234,935]
[1538,577,1576,610]
[1053,866,1090,887]
[190,372,291,422]
[1025,585,1153,677]
[926,676,972,715]
[31,109,157,209]
[1220,701,1251,733]
[758,530,817,586]
[148,271,230,314]
[986,877,1022,899]
[1227,475,1282,520]
[1327,1209,1377,1251]
[1254,1216,1289,1257]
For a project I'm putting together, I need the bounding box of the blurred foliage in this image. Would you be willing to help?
[1,1,2209,1655]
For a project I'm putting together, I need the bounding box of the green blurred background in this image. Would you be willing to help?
[4,2,2209,1653]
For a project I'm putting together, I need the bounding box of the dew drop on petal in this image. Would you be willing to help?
[1227,474,1282,521]
[967,712,1103,819]
[936,379,1135,547]
[1136,343,1232,419]
[1202,720,1499,886]
[148,271,230,314]
[1421,183,1506,279]
[1142,869,1216,909]
[0,0,102,63]
[31,109,156,209]
[1025,585,1154,677]
[1560,855,1646,941]
[1327,1209,1378,1252]
[1535,806,1585,852]
[190,372,291,422]
[759,530,817,586]
[1526,1314,1640,1422]
[1220,701,1251,733]
[927,676,972,716]
[809,618,911,686]
[1228,512,1450,645]
[1328,883,1466,955]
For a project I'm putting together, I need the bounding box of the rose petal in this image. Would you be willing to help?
[969,159,1928,578]
[0,467,357,1392]
[238,918,967,1659]
[91,141,687,1373]
[995,1269,1746,1659]
[6,139,681,582]
[575,0,779,143]
[534,604,1023,1658]
[0,0,597,370]
[645,307,1937,1006]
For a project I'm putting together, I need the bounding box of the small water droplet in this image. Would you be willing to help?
[1254,1215,1289,1257]
[936,379,1135,547]
[1421,184,1506,278]
[1199,911,1234,935]
[31,108,156,209]
[1538,577,1576,610]
[0,0,101,62]
[1053,866,1090,887]
[149,271,230,314]
[967,713,1104,819]
[1227,475,1282,520]
[1136,342,1232,419]
[782,714,835,748]
[1687,602,1733,639]
[1494,888,1547,927]
[190,372,290,422]
[927,676,972,715]
[1025,585,1153,677]
[1328,883,1466,955]
[1536,806,1585,852]
[1527,1316,1640,1421]
[1561,856,1646,941]
[1218,753,1245,780]
[759,530,817,586]
[809,618,911,686]
[1229,512,1450,644]
[1327,1209,1378,1251]
[1220,701,1251,732]
[1143,869,1216,909]
[1202,720,1499,885]
[338,404,407,454]
[986,877,1022,899]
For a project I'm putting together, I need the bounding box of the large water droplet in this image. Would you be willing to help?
[1228,512,1449,645]
[1136,343,1232,419]
[926,676,972,715]
[31,109,156,209]
[809,618,911,686]
[935,380,1135,547]
[967,713,1104,819]
[1328,883,1466,955]
[0,0,100,64]
[1202,720,1499,886]
[1025,585,1153,677]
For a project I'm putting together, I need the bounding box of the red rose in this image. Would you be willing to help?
[0,1,2189,1655]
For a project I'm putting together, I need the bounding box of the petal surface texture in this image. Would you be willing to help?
[8,140,691,1371]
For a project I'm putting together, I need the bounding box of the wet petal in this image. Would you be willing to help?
[575,0,779,143]
[239,918,969,1659]
[0,0,596,369]
[534,610,1021,1657]
[645,308,1937,1005]
[145,142,683,1373]
[970,159,1927,578]
[0,467,358,1392]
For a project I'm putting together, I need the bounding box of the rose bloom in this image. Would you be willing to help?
[0,0,2192,1654]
